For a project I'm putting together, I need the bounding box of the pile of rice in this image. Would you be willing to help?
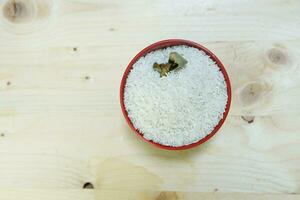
[124,45,228,147]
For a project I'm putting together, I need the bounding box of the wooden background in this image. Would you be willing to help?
[0,0,299,199]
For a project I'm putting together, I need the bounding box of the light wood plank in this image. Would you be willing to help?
[0,41,299,193]
[0,190,299,200]
[0,0,299,196]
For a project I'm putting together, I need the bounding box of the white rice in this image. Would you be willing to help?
[124,45,228,147]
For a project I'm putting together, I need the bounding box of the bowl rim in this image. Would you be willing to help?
[120,39,232,150]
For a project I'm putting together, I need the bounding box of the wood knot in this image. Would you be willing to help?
[156,192,178,200]
[267,48,287,65]
[241,116,255,124]
[3,0,34,23]
[239,82,264,106]
[3,0,52,24]
[82,182,94,189]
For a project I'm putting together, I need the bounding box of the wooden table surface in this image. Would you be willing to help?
[0,0,300,199]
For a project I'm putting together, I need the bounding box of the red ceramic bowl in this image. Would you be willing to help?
[120,39,231,150]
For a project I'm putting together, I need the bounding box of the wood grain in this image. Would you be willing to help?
[0,0,299,199]
[1,190,300,200]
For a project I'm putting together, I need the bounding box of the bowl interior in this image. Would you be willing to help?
[120,39,231,150]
